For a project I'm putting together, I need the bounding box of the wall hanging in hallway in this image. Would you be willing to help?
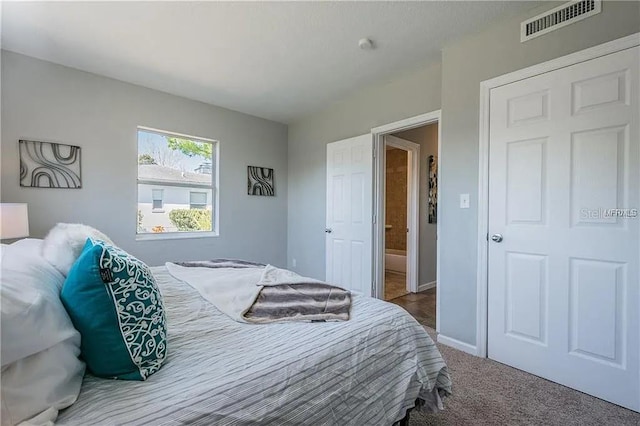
[19,140,82,189]
[247,166,275,196]
[428,155,437,223]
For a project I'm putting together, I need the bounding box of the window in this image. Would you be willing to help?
[136,128,218,238]
[190,191,207,209]
[152,189,164,211]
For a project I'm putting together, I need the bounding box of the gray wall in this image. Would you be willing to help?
[438,1,640,345]
[286,0,639,347]
[393,123,438,286]
[287,62,442,279]
[1,51,289,267]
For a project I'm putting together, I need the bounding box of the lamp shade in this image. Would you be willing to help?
[0,203,30,239]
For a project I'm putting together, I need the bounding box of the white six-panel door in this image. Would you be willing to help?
[326,134,373,296]
[488,46,639,410]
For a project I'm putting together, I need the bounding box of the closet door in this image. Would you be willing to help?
[488,46,639,411]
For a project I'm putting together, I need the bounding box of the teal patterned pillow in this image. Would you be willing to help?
[61,238,167,380]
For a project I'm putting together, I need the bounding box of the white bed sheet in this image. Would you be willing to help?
[57,266,451,425]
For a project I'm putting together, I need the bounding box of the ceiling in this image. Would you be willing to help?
[1,1,540,124]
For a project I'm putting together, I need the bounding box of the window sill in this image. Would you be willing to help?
[135,231,218,241]
[151,209,165,213]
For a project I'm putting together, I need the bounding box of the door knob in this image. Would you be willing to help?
[491,233,503,242]
[325,228,333,233]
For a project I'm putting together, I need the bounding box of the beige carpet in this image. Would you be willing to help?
[409,328,640,426]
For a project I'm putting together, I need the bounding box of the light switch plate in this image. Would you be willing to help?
[460,193,470,209]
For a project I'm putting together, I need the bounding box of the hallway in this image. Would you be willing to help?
[389,287,436,329]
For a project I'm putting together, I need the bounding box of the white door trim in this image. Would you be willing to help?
[385,135,420,295]
[476,32,640,358]
[371,111,441,135]
[372,111,441,331]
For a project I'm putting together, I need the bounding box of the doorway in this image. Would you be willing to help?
[373,111,441,330]
[383,139,411,301]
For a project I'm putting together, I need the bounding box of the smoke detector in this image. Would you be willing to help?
[358,38,375,50]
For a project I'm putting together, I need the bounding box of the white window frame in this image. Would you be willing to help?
[136,126,219,241]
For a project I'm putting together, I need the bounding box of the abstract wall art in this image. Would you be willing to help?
[247,166,274,196]
[19,140,82,189]
[428,155,437,224]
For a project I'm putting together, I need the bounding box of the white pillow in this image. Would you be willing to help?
[41,223,113,277]
[1,240,74,365]
[1,339,84,426]
[0,239,85,426]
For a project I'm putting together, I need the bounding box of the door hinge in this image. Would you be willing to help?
[373,214,377,224]
[486,233,489,241]
[373,147,377,159]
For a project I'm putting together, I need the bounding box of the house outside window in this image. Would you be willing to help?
[136,128,218,238]
[190,191,207,209]
[152,189,164,211]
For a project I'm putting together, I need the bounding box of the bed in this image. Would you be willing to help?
[2,232,450,426]
[55,266,451,425]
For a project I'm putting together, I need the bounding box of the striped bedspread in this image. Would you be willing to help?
[57,266,451,425]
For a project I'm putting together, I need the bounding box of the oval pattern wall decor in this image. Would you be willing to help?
[19,140,82,189]
[247,165,275,196]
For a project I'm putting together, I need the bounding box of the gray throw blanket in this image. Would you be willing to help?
[174,259,265,269]
[173,259,351,323]
[244,282,351,323]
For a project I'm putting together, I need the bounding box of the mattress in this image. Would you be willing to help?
[57,266,451,425]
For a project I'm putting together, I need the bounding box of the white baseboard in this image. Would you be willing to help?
[418,281,436,292]
[437,334,478,356]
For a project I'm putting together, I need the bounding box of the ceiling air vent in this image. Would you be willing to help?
[521,0,602,42]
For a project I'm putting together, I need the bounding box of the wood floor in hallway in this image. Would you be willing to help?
[384,270,409,301]
[389,287,436,329]
[384,270,436,329]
